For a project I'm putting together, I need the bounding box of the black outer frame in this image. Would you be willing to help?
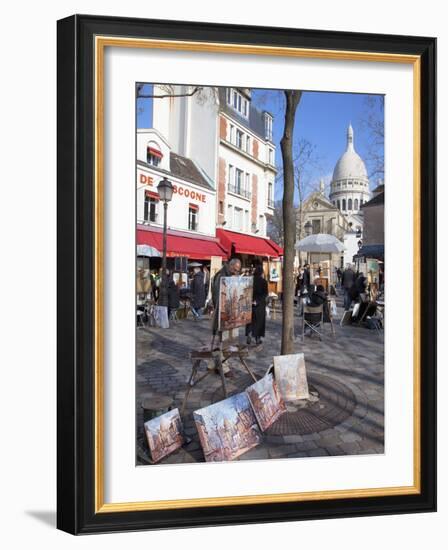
[57,14,436,535]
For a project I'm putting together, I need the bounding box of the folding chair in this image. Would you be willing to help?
[302,304,324,341]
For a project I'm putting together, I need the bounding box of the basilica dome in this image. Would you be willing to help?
[332,124,368,182]
[329,124,370,216]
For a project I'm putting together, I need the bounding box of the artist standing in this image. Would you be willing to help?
[246,265,268,345]
[190,267,206,319]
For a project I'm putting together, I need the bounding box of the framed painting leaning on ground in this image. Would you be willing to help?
[57,14,436,534]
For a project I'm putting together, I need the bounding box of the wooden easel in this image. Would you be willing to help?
[180,330,258,414]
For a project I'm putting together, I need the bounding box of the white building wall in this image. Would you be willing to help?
[343,231,361,266]
[136,129,171,170]
[136,164,216,237]
[151,84,172,145]
[186,87,219,184]
[219,115,276,238]
[152,85,218,185]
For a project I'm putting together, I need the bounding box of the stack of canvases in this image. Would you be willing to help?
[143,353,309,464]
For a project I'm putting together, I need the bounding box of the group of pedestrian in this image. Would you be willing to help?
[340,264,368,311]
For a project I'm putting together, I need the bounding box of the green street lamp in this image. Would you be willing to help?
[157,177,174,308]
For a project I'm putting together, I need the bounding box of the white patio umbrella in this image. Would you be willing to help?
[136,244,161,257]
[295,233,345,253]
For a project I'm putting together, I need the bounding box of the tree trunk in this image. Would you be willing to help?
[280,90,302,355]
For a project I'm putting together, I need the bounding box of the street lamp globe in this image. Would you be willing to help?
[157,177,174,202]
[304,221,313,236]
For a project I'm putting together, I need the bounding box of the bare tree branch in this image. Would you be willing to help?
[137,86,203,100]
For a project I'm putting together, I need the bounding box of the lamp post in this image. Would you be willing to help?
[157,177,174,307]
[304,221,313,265]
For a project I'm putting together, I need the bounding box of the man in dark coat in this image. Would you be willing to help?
[246,265,268,345]
[355,272,368,297]
[167,272,180,319]
[211,258,242,335]
[303,263,312,293]
[341,265,356,310]
[190,267,206,319]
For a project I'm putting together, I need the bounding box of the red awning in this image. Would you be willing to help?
[147,146,163,158]
[137,227,228,260]
[216,229,283,258]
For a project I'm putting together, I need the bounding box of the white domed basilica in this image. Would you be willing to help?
[329,124,370,215]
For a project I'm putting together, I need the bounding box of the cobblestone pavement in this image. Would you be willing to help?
[136,298,384,465]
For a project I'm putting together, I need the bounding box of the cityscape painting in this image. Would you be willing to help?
[194,393,262,462]
[246,373,286,431]
[218,276,253,331]
[144,408,185,464]
[273,353,310,401]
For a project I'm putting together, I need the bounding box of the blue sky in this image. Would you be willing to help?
[137,85,384,203]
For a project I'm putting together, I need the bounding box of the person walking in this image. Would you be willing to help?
[167,271,180,320]
[355,271,368,300]
[246,265,268,345]
[341,264,356,310]
[190,267,206,319]
[295,267,304,297]
[336,267,342,286]
[303,263,312,293]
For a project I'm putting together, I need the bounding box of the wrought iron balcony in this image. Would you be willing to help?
[228,184,251,200]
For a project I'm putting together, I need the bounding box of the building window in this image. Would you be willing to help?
[147,146,162,166]
[144,194,159,222]
[219,201,224,215]
[227,204,233,228]
[264,113,273,141]
[342,199,347,210]
[234,207,243,231]
[235,168,243,194]
[227,88,249,119]
[188,205,198,231]
[337,200,341,210]
[245,173,251,195]
[244,210,249,232]
[259,215,265,234]
[268,182,274,207]
[360,199,364,206]
[228,166,250,199]
[229,124,235,144]
[236,129,243,149]
[246,135,251,154]
[228,164,234,186]
[312,219,321,234]
[348,198,352,210]
[354,198,359,210]
[268,148,274,165]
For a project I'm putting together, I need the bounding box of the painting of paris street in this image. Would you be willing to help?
[246,373,286,432]
[219,276,253,331]
[144,408,185,464]
[194,393,262,462]
[273,353,310,401]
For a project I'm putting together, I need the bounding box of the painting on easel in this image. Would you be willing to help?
[218,276,253,331]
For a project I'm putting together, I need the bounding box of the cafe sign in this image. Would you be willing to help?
[137,169,207,203]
